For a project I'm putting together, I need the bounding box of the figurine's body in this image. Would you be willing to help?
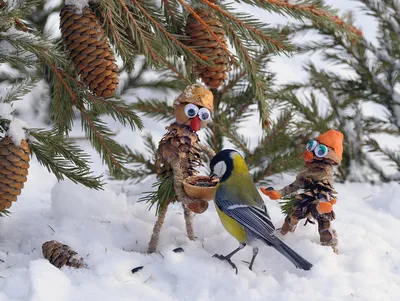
[147,84,215,253]
[261,130,343,252]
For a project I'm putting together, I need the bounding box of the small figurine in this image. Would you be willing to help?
[261,130,343,252]
[145,84,216,254]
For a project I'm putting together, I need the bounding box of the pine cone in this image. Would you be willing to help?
[185,8,229,89]
[60,5,119,98]
[42,240,85,269]
[0,137,30,212]
[157,123,201,177]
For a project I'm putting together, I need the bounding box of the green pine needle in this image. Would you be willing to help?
[139,173,175,214]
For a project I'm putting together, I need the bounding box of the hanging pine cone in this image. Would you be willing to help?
[0,137,30,213]
[42,240,85,269]
[185,7,229,89]
[60,5,119,98]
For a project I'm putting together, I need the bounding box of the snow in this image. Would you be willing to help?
[6,118,27,145]
[64,0,89,10]
[29,259,72,301]
[50,179,128,221]
[1,163,400,300]
[0,103,14,119]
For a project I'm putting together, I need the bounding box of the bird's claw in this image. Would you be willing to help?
[213,253,238,274]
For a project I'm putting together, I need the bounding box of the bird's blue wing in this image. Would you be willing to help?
[215,186,277,244]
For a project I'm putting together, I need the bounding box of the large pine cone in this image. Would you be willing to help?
[42,240,85,269]
[0,137,30,212]
[60,5,119,98]
[185,8,229,89]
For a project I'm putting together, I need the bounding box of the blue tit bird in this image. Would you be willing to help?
[210,149,313,273]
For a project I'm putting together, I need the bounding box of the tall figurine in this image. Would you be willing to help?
[261,130,343,252]
[146,84,215,253]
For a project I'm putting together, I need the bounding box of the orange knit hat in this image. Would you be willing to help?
[317,129,344,164]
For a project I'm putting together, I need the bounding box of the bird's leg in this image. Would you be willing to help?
[213,243,245,274]
[248,247,259,271]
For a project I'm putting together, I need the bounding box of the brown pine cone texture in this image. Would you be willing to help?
[185,8,229,89]
[155,123,202,177]
[60,5,118,98]
[0,137,30,212]
[42,240,85,269]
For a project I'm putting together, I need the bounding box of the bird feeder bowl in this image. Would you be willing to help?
[183,175,218,202]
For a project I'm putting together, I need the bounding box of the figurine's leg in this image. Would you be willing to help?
[280,215,299,235]
[148,203,169,253]
[183,204,195,241]
[317,217,338,253]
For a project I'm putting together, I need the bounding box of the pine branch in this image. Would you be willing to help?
[162,0,184,34]
[131,0,208,62]
[0,77,39,103]
[79,110,129,178]
[241,0,362,37]
[88,98,143,131]
[28,128,103,189]
[114,133,158,182]
[133,98,175,122]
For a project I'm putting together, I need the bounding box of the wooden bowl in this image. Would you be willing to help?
[183,175,219,201]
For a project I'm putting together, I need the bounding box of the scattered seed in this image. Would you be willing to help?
[131,266,144,274]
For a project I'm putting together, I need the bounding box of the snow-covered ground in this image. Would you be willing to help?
[1,156,400,301]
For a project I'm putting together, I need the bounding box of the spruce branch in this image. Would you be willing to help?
[241,0,362,37]
[133,98,175,123]
[28,128,103,189]
[162,0,184,34]
[0,77,39,103]
[131,0,208,62]
[207,1,288,51]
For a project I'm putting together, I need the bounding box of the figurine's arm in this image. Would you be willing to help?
[170,159,195,205]
[277,178,305,197]
[198,144,215,160]
[261,177,305,200]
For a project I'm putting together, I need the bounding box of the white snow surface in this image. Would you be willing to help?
[1,157,400,301]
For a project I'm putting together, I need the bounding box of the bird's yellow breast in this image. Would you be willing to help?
[232,154,249,174]
[215,200,247,243]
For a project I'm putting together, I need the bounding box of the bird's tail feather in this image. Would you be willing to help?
[270,238,313,270]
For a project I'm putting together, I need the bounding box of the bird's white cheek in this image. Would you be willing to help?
[213,161,227,178]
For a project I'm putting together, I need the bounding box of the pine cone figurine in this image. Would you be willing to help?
[60,4,119,98]
[42,240,85,269]
[0,137,30,212]
[185,7,229,89]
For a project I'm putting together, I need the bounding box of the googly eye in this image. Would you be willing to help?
[306,140,318,151]
[314,144,328,158]
[198,108,211,121]
[184,104,199,118]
